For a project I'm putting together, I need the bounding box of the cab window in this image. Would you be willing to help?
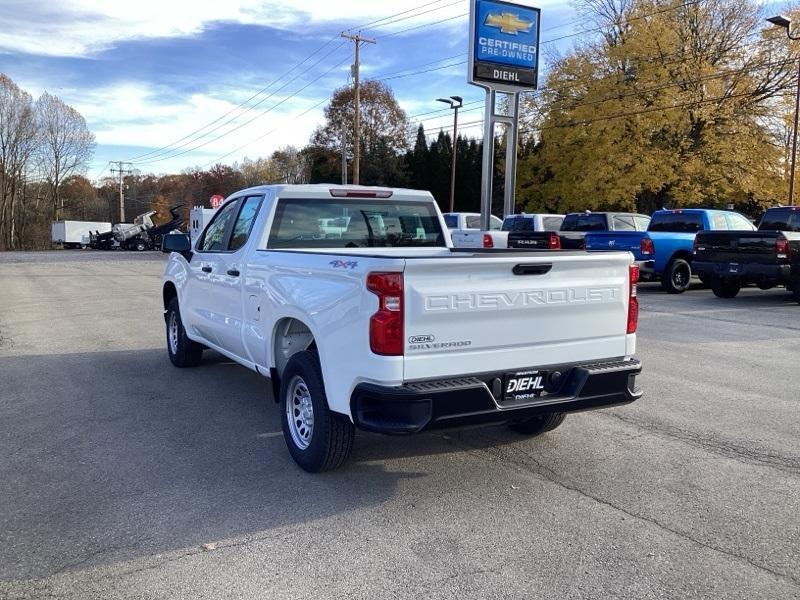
[648,212,704,232]
[199,200,240,252]
[228,196,263,251]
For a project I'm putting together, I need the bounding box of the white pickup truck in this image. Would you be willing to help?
[161,185,643,472]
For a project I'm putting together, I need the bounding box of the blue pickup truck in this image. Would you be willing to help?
[585,209,756,293]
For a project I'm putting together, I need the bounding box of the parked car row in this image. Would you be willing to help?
[446,206,799,301]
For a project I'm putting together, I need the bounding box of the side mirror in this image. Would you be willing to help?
[161,233,191,254]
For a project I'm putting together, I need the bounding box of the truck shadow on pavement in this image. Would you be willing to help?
[0,347,524,581]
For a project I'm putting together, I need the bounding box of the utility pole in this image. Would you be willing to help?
[342,123,348,185]
[341,32,375,186]
[109,161,133,222]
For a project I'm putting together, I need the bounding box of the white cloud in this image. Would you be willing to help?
[49,80,327,175]
[0,0,470,57]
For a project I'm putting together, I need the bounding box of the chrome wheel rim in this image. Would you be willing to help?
[286,376,314,450]
[168,311,179,355]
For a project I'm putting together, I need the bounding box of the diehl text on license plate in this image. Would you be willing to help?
[505,370,548,402]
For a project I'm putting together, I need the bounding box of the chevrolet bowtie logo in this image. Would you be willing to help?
[485,12,533,35]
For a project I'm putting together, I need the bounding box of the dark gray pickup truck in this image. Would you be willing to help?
[693,206,800,301]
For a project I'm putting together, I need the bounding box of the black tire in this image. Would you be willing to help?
[661,258,692,294]
[280,351,354,472]
[165,297,203,367]
[508,412,566,436]
[711,276,741,299]
[793,283,800,305]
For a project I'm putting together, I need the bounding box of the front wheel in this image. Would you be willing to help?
[166,298,204,367]
[711,276,741,299]
[280,351,354,472]
[508,412,566,436]
[661,258,692,294]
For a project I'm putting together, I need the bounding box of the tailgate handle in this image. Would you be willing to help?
[513,263,552,276]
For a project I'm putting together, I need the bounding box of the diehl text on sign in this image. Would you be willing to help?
[471,0,540,90]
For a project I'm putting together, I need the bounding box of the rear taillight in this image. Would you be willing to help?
[367,272,404,356]
[548,233,561,249]
[627,264,639,334]
[776,238,791,261]
[483,234,494,248]
[641,237,654,256]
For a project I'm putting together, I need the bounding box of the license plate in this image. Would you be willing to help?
[728,263,740,274]
[504,370,549,402]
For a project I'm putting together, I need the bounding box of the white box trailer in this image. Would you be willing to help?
[52,221,112,248]
[189,207,217,243]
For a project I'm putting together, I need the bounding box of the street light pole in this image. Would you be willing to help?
[767,15,799,206]
[437,96,463,213]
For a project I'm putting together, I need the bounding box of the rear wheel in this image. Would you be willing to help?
[661,258,692,294]
[508,412,566,436]
[166,297,203,367]
[793,283,800,305]
[280,351,354,472]
[711,276,741,299]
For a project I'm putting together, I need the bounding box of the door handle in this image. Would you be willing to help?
[227,269,240,277]
[201,266,212,273]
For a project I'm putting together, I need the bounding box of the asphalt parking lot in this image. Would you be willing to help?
[0,251,798,599]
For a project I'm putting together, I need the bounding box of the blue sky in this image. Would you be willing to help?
[0,0,579,179]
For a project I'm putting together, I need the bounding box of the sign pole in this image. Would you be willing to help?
[480,89,496,231]
[503,92,521,217]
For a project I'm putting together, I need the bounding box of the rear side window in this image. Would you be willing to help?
[726,212,755,231]
[228,196,262,251]
[465,215,481,229]
[759,209,800,232]
[268,198,446,249]
[444,214,458,229]
[561,214,607,231]
[199,200,240,252]
[613,216,636,231]
[490,215,503,231]
[542,216,564,230]
[648,212,704,233]
[634,216,650,230]
[710,213,728,230]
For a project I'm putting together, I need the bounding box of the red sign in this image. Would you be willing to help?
[210,195,224,208]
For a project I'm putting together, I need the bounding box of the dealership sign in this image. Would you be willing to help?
[469,0,540,91]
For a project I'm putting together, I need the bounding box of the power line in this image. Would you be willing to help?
[125,37,343,162]
[125,0,461,164]
[128,42,349,164]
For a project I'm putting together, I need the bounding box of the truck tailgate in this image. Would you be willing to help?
[585,231,646,254]
[695,232,780,265]
[402,252,633,381]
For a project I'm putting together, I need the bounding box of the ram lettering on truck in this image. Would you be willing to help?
[161,185,643,472]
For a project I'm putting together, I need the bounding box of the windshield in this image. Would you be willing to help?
[760,209,800,232]
[443,214,458,229]
[648,212,704,232]
[268,198,446,249]
[561,214,607,231]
